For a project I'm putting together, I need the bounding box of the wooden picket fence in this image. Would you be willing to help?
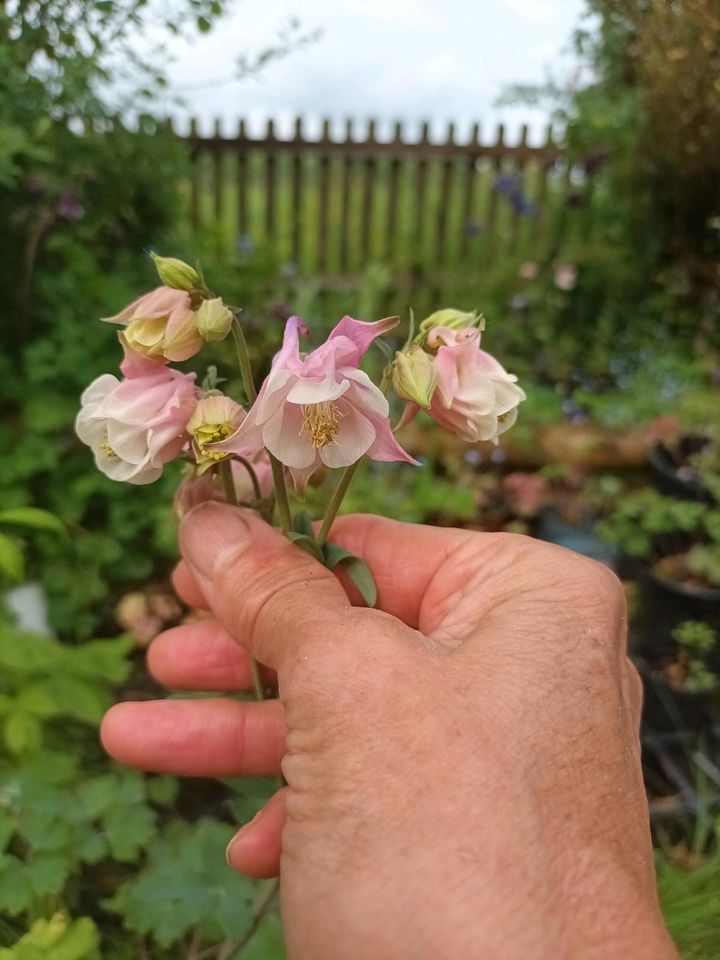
[183,118,580,278]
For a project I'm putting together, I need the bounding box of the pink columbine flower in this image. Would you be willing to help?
[75,351,197,484]
[424,326,526,444]
[212,315,418,490]
[102,287,202,363]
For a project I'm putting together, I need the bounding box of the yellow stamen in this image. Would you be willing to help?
[101,439,118,460]
[301,401,344,448]
[194,422,234,462]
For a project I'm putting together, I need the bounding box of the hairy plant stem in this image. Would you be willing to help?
[219,459,237,506]
[269,454,292,534]
[231,316,292,535]
[218,455,264,700]
[316,460,361,546]
[231,317,257,404]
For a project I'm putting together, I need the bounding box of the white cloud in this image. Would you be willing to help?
[156,0,586,139]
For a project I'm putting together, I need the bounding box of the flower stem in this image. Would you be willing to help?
[316,460,361,546]
[231,316,257,403]
[218,460,265,700]
[269,455,292,534]
[219,459,238,505]
[231,316,291,534]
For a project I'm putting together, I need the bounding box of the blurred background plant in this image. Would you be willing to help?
[1,0,719,955]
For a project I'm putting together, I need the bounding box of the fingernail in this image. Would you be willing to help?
[180,501,251,580]
[226,816,257,865]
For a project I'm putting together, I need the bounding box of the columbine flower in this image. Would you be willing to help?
[187,394,245,473]
[423,326,526,444]
[212,315,417,491]
[102,287,202,363]
[75,352,197,484]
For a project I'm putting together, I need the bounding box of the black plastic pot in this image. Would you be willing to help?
[648,438,712,502]
[639,665,719,734]
[634,566,720,662]
[533,506,617,568]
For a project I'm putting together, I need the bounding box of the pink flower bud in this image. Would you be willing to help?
[102,287,202,363]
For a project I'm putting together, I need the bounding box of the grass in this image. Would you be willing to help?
[659,855,720,959]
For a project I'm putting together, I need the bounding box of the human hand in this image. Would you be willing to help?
[102,503,677,960]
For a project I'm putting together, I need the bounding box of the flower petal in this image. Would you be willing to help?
[263,403,316,469]
[319,403,376,468]
[328,315,399,364]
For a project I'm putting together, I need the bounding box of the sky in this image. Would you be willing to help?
[158,0,588,144]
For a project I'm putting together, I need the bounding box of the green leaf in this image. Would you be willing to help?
[0,856,33,914]
[291,511,314,537]
[0,534,24,583]
[146,776,179,807]
[322,543,377,607]
[286,532,323,561]
[0,508,65,535]
[4,711,42,756]
[27,852,70,895]
[102,804,156,862]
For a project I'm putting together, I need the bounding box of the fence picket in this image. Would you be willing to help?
[183,114,571,276]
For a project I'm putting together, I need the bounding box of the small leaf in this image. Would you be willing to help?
[0,534,24,583]
[0,507,65,535]
[322,543,377,607]
[292,511,314,537]
[4,711,42,756]
[287,532,323,561]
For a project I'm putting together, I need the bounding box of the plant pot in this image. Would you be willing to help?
[648,438,712,502]
[533,506,617,567]
[639,665,719,734]
[634,566,720,661]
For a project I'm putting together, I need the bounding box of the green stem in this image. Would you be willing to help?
[219,460,238,505]
[231,317,257,403]
[270,455,292,534]
[231,316,291,532]
[316,460,361,546]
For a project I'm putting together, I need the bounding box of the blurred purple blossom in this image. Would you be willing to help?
[55,191,85,222]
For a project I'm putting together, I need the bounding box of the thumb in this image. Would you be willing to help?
[179,501,352,670]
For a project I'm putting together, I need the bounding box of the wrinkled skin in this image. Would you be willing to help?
[102,504,677,960]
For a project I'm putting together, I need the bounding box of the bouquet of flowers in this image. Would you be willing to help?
[75,253,525,674]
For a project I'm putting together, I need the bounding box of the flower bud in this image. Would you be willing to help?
[417,308,484,342]
[187,394,245,472]
[150,252,199,292]
[196,297,233,342]
[391,345,437,409]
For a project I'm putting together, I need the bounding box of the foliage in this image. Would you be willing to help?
[659,853,720,960]
[597,489,720,587]
[0,914,99,960]
[106,819,260,948]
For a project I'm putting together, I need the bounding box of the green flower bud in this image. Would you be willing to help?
[197,297,233,342]
[150,252,200,292]
[417,308,484,343]
[391,345,437,408]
